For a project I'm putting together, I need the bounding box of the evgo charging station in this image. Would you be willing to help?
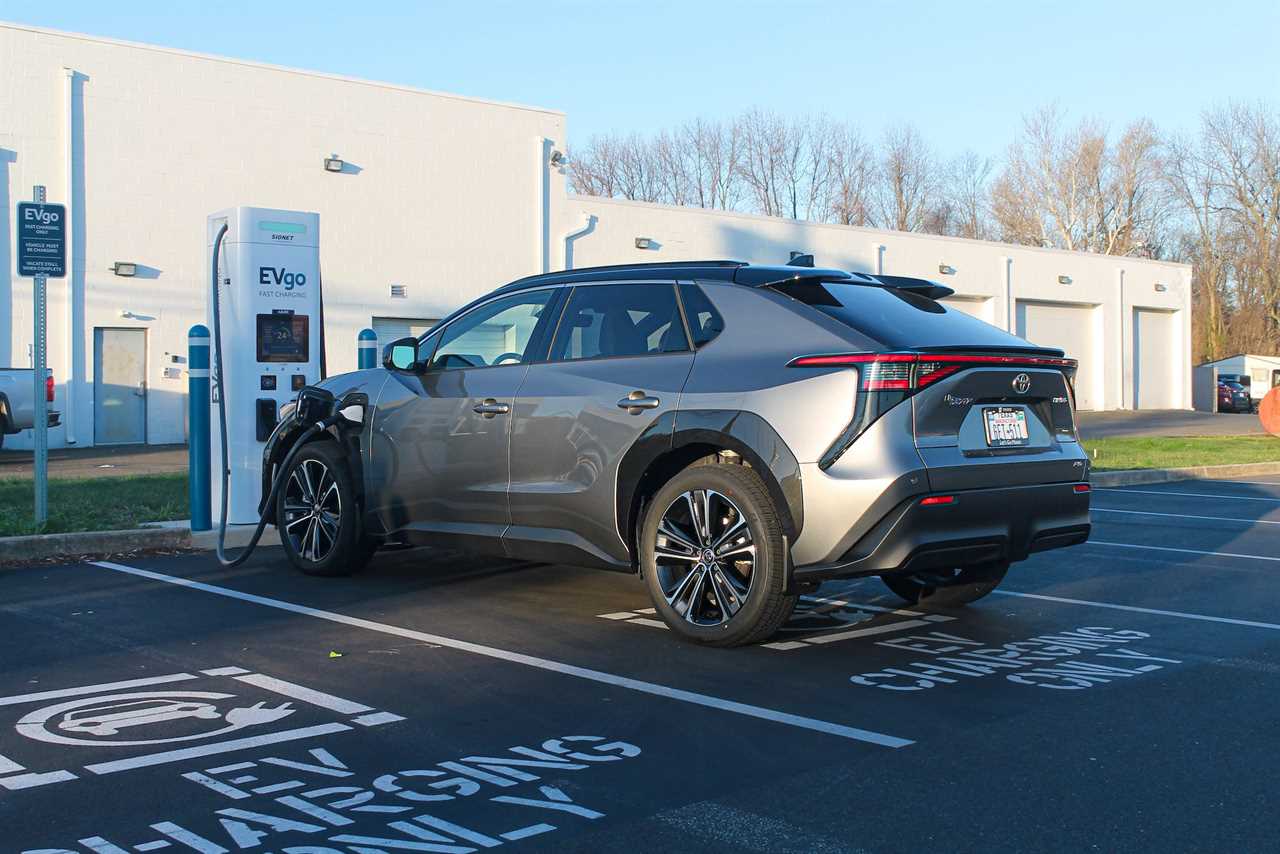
[206,207,323,528]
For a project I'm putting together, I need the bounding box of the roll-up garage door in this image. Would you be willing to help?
[1133,308,1179,409]
[1015,300,1098,410]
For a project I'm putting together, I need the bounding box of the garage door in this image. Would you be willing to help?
[942,296,994,325]
[1015,301,1098,410]
[1133,308,1179,409]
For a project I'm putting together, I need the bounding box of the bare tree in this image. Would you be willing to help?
[567,133,663,202]
[667,118,745,210]
[872,124,940,232]
[737,109,791,217]
[992,106,1165,255]
[1202,103,1280,355]
[827,125,875,226]
[941,151,994,240]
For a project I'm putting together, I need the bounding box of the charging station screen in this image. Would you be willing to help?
[256,313,309,362]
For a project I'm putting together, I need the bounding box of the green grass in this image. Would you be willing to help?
[0,473,188,537]
[1083,435,1280,472]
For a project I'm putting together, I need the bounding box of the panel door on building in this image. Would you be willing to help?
[1133,308,1179,410]
[371,317,440,347]
[1016,300,1098,410]
[93,328,147,445]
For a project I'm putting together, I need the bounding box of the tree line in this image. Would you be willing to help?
[568,104,1279,364]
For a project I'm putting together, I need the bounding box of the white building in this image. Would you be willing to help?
[1,22,1193,449]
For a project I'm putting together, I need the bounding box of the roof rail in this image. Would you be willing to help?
[506,259,744,288]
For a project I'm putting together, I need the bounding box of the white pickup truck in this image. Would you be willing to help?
[0,368,61,449]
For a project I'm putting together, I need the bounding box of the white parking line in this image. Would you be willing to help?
[84,722,354,775]
[1096,488,1280,503]
[0,672,198,707]
[233,673,375,714]
[91,561,913,749]
[993,590,1280,631]
[1091,508,1280,526]
[1088,540,1280,563]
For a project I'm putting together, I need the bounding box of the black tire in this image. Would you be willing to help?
[640,462,797,647]
[275,440,374,577]
[881,561,1010,607]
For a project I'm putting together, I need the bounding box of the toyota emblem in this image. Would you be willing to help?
[1012,373,1032,394]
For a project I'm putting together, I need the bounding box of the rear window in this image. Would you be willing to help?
[773,280,1044,351]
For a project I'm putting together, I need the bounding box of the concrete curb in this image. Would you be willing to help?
[1090,460,1280,487]
[0,526,191,563]
[0,522,278,564]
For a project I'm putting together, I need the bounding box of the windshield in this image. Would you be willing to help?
[772,280,1055,352]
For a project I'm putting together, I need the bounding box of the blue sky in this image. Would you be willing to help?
[5,0,1277,157]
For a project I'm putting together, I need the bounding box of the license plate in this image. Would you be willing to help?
[983,406,1029,447]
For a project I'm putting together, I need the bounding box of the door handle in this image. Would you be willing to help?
[473,398,510,417]
[617,391,660,412]
[135,381,147,397]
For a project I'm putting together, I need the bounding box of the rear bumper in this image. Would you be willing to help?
[791,481,1090,585]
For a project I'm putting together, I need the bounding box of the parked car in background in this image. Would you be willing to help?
[1218,380,1254,413]
[0,368,60,449]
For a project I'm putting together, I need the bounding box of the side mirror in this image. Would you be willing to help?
[383,337,420,372]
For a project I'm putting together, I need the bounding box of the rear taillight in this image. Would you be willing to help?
[1073,483,1091,494]
[791,351,1079,469]
[45,374,54,402]
[919,495,956,506]
[789,352,1077,391]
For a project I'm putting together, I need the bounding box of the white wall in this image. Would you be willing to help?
[2,22,1195,451]
[1,23,565,448]
[563,196,1193,411]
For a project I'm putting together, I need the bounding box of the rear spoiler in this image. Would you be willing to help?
[737,264,956,301]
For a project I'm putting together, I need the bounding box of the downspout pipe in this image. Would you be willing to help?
[62,66,77,444]
[561,213,595,271]
[534,136,551,274]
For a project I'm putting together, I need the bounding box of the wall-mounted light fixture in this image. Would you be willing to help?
[323,154,345,173]
[390,284,408,299]
[549,150,566,168]
[938,263,955,275]
[1057,275,1072,285]
[1154,282,1168,293]
[112,261,137,277]
[635,237,654,250]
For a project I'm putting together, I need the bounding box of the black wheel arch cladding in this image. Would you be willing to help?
[616,409,803,562]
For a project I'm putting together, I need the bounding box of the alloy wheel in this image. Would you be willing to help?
[282,458,342,562]
[654,488,756,626]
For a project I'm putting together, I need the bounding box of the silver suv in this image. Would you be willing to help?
[263,261,1091,646]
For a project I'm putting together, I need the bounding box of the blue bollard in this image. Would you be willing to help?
[358,328,378,370]
[188,324,212,532]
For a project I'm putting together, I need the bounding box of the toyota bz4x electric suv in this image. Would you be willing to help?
[263,260,1091,646]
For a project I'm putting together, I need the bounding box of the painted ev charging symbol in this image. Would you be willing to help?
[0,666,404,791]
[18,691,295,747]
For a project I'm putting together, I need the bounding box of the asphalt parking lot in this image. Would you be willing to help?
[3,475,1279,853]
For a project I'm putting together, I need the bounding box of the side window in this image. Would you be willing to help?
[549,283,688,362]
[1273,369,1280,389]
[678,283,725,347]
[428,290,553,370]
